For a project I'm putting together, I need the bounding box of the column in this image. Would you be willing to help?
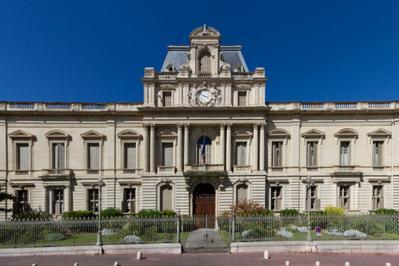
[177,124,183,172]
[252,124,259,171]
[143,125,149,172]
[48,189,53,214]
[184,124,189,170]
[259,123,265,171]
[64,186,71,212]
[220,125,225,168]
[150,124,155,173]
[226,124,232,172]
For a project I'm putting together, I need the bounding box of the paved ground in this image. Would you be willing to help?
[0,253,398,266]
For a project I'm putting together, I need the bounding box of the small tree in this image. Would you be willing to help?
[0,192,16,217]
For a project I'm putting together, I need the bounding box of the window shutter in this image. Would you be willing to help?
[314,199,321,210]
[162,143,173,167]
[125,143,136,169]
[89,143,100,170]
[236,142,247,166]
[54,143,65,170]
[276,198,282,211]
[313,142,318,166]
[161,185,172,211]
[18,144,30,170]
[121,201,128,213]
[236,184,248,203]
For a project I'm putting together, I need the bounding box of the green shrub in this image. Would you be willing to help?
[62,210,96,220]
[101,208,124,218]
[324,206,345,216]
[375,208,398,215]
[161,209,176,217]
[136,209,162,217]
[13,210,52,221]
[280,209,299,216]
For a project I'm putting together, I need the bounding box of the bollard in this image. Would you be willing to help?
[263,250,270,260]
[345,262,350,266]
[114,262,120,266]
[386,263,391,266]
[285,261,290,266]
[137,251,142,260]
[315,261,320,266]
[74,263,79,266]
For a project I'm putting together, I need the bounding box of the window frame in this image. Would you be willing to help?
[157,183,174,212]
[306,141,318,168]
[372,185,384,210]
[122,187,138,213]
[271,141,283,168]
[87,188,99,213]
[339,141,351,166]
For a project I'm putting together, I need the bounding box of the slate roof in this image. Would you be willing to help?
[161,45,249,72]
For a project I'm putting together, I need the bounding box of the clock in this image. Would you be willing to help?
[197,89,211,104]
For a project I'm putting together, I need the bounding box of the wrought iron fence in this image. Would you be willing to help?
[1,215,399,249]
[0,216,177,248]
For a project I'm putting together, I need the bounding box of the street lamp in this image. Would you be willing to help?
[306,175,312,242]
[96,176,103,247]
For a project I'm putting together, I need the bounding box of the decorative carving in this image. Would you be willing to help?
[188,82,222,107]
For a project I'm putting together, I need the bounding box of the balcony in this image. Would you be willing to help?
[331,165,362,183]
[157,166,176,174]
[233,165,252,173]
[184,164,226,177]
[40,169,73,181]
[122,168,142,175]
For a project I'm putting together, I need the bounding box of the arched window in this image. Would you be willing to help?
[160,184,173,211]
[198,50,211,73]
[197,136,212,164]
[236,183,248,204]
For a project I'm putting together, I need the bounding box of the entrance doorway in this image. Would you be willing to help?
[193,183,215,228]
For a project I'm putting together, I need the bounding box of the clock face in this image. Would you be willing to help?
[198,89,211,104]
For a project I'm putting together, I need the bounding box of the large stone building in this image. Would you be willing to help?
[1,26,398,219]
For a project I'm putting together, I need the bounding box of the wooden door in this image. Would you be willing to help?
[194,194,215,228]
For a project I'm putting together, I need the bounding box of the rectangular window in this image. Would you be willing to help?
[235,142,247,166]
[161,142,174,167]
[87,188,99,212]
[339,185,350,210]
[124,143,136,170]
[16,143,29,171]
[271,142,283,167]
[270,186,282,211]
[122,188,136,213]
[340,141,351,166]
[306,185,320,210]
[372,185,384,209]
[87,143,100,170]
[163,91,172,107]
[51,189,64,215]
[14,189,29,215]
[372,141,383,167]
[306,141,318,167]
[52,143,65,171]
[238,91,247,107]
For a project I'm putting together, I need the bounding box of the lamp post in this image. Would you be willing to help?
[306,175,312,242]
[96,177,103,247]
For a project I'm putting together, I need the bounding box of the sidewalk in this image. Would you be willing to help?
[0,253,397,266]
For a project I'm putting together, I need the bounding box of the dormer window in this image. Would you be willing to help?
[162,91,172,107]
[166,65,175,72]
[198,50,211,74]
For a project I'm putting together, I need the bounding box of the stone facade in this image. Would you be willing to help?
[0,26,398,219]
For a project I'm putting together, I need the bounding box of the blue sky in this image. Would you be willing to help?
[0,0,398,103]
